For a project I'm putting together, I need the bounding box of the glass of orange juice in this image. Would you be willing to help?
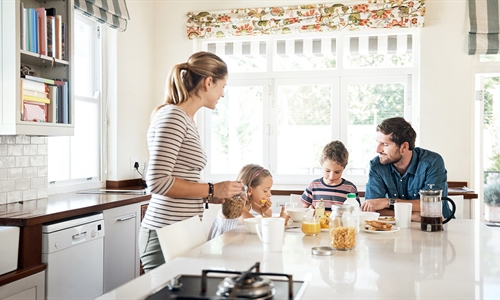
[302,215,321,236]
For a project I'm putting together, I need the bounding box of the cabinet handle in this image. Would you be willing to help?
[117,214,136,221]
[72,231,87,240]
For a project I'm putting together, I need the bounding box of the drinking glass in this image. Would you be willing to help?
[301,215,321,236]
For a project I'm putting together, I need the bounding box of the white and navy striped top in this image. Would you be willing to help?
[142,105,207,229]
[301,178,359,210]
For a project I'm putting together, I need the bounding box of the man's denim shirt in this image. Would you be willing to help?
[365,147,452,218]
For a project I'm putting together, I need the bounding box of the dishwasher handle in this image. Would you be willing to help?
[72,231,87,242]
[116,214,136,222]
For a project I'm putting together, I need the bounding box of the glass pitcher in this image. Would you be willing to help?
[419,184,456,232]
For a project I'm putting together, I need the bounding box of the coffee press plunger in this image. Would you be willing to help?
[419,184,456,232]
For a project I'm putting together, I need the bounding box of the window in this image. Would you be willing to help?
[200,30,417,187]
[48,13,102,190]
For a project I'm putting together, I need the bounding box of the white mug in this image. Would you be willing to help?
[395,202,413,229]
[255,217,285,252]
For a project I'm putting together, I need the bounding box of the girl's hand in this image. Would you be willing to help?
[259,199,273,217]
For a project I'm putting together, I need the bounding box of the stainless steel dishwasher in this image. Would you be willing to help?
[42,213,105,300]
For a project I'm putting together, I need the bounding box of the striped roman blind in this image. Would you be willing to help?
[468,0,500,54]
[74,0,130,32]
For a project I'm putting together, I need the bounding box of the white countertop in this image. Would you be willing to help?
[98,220,500,299]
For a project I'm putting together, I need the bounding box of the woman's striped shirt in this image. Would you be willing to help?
[142,105,207,229]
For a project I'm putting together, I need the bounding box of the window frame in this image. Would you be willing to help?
[197,29,419,189]
[48,12,104,194]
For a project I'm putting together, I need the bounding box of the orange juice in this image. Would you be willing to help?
[302,221,321,236]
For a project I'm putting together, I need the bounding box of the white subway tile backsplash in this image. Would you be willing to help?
[15,178,30,190]
[8,145,23,156]
[1,180,15,192]
[7,191,22,202]
[0,135,48,204]
[22,189,37,201]
[8,168,23,180]
[23,145,38,155]
[31,177,46,189]
[23,167,38,178]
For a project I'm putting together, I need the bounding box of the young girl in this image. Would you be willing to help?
[208,164,289,240]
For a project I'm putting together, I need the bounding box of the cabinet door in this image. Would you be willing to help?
[0,271,45,300]
[103,205,138,293]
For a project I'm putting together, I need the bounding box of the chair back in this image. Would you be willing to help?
[156,215,206,263]
[201,204,221,237]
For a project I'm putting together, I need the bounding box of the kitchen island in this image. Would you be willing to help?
[98,219,500,299]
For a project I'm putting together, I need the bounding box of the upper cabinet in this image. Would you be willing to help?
[1,0,74,136]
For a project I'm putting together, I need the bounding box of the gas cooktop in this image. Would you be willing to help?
[145,262,306,300]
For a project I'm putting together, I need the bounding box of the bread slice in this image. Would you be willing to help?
[365,220,393,229]
[365,224,393,231]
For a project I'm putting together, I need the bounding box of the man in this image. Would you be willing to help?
[361,117,452,221]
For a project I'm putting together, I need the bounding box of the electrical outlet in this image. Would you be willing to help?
[130,157,138,171]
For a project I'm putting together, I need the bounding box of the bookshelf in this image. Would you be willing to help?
[0,0,74,136]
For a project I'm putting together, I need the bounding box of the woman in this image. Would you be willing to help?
[139,51,243,272]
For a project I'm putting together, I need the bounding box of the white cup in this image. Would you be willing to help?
[394,202,412,229]
[255,217,285,252]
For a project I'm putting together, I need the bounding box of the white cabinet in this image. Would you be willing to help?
[103,202,148,293]
[0,0,74,136]
[0,271,45,300]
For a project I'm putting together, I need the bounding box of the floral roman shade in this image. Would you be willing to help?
[186,0,425,40]
[74,0,130,31]
[468,0,500,54]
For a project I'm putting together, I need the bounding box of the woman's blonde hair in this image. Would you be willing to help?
[153,51,228,114]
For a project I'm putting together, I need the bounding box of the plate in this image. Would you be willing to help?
[378,216,396,224]
[362,226,400,234]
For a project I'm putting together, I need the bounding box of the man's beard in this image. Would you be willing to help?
[379,152,402,165]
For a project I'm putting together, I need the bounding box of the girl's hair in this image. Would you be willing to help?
[237,164,272,189]
[153,51,228,114]
[320,140,349,168]
[237,164,272,211]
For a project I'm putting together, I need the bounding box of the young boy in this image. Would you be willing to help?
[301,140,360,210]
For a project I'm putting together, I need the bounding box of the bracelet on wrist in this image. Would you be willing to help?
[206,183,214,209]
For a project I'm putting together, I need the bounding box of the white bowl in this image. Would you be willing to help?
[286,208,310,222]
[358,211,380,226]
[244,218,261,234]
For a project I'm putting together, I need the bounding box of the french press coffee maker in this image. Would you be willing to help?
[419,184,456,232]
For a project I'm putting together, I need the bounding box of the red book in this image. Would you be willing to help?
[34,8,47,56]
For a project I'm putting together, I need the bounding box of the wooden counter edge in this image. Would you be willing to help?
[0,264,46,287]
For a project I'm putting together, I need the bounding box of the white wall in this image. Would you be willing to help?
[111,0,477,189]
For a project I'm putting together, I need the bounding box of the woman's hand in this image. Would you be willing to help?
[214,181,244,199]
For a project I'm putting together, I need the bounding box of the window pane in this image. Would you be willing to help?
[276,84,332,174]
[345,35,413,68]
[205,41,267,72]
[483,76,500,185]
[210,86,264,173]
[73,17,94,98]
[480,55,500,63]
[71,99,99,179]
[345,82,405,175]
[274,38,336,71]
[48,137,71,181]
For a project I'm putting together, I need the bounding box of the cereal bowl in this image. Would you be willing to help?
[244,218,261,234]
[358,211,380,226]
[286,208,310,222]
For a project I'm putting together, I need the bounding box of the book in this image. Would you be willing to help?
[20,3,26,50]
[54,80,68,123]
[55,15,62,60]
[21,78,47,93]
[47,85,58,123]
[23,89,48,98]
[61,22,66,60]
[22,101,48,122]
[24,75,55,85]
[34,8,47,56]
[26,8,32,52]
[32,8,38,54]
[46,15,55,57]
[46,8,56,58]
[23,95,50,104]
